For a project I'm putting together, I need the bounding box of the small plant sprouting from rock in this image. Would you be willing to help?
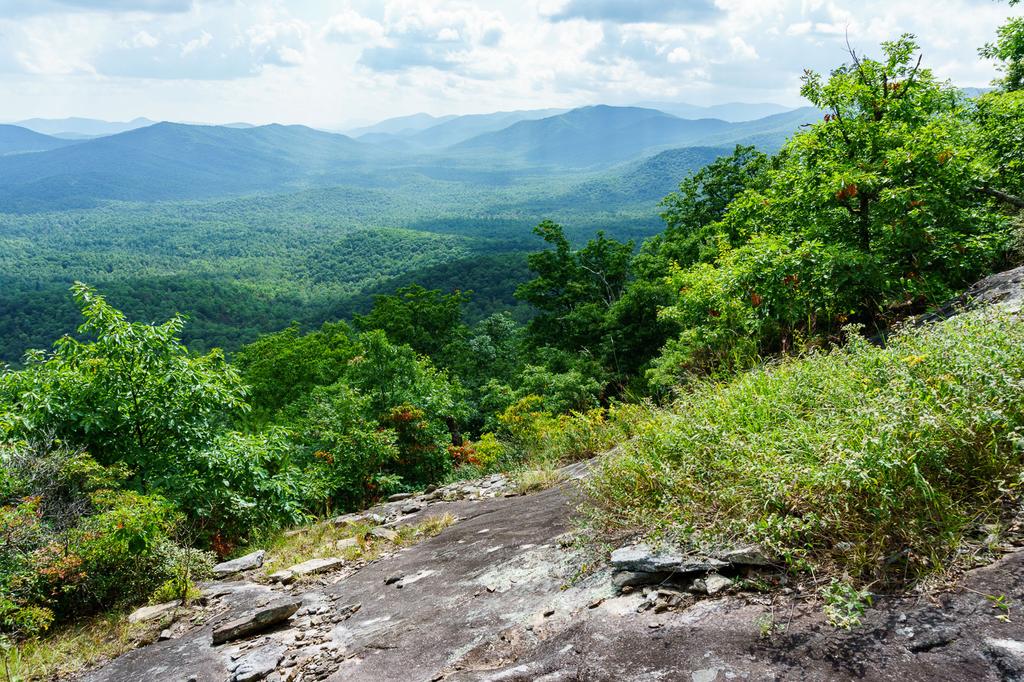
[821,579,873,629]
[987,594,1012,623]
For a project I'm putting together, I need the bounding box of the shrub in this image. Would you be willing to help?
[585,308,1024,589]
[0,443,181,637]
[495,396,654,469]
[153,429,316,545]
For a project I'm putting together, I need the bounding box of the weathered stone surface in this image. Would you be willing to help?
[286,557,345,577]
[401,502,423,515]
[694,573,732,596]
[267,570,294,585]
[331,512,386,527]
[370,527,399,543]
[231,643,286,682]
[908,626,961,652]
[211,598,301,644]
[388,493,415,502]
[714,544,772,566]
[928,263,1024,319]
[336,537,360,551]
[611,570,668,588]
[212,550,266,578]
[128,600,180,624]
[80,450,1024,682]
[610,543,727,574]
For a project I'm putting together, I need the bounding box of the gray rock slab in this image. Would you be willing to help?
[212,550,266,578]
[128,600,180,624]
[232,643,286,682]
[610,543,727,574]
[212,598,302,644]
[286,557,345,577]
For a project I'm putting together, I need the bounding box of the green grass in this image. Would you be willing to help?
[1,611,154,682]
[584,308,1024,590]
[257,512,458,577]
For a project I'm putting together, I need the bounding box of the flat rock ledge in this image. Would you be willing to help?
[213,550,267,578]
[212,598,302,645]
[610,542,773,590]
[127,600,180,624]
[81,455,1024,682]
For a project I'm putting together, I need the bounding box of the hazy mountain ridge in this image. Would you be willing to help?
[0,103,822,213]
[12,116,156,138]
[0,124,79,155]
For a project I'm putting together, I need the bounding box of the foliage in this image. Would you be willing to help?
[516,221,633,381]
[0,442,180,638]
[980,0,1024,92]
[0,283,247,472]
[232,321,358,424]
[355,285,469,361]
[586,308,1024,589]
[646,36,1013,381]
[494,397,652,469]
[821,579,874,629]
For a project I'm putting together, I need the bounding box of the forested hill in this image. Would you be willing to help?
[0,124,77,155]
[0,103,812,362]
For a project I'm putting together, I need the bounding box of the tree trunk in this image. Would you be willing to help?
[445,416,463,447]
[976,185,1024,209]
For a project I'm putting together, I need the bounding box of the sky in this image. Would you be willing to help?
[0,0,1016,129]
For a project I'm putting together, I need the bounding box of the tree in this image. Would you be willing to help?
[515,221,633,371]
[980,0,1024,92]
[608,146,772,382]
[354,285,469,361]
[650,36,1013,382]
[234,321,358,423]
[656,145,770,266]
[0,283,247,474]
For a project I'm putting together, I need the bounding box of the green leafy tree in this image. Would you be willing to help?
[0,283,247,474]
[355,285,469,361]
[516,221,633,379]
[233,321,358,422]
[652,36,1011,381]
[981,0,1024,92]
[609,146,772,383]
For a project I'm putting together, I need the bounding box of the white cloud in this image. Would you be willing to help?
[129,29,159,47]
[323,9,386,44]
[0,0,1013,126]
[180,29,211,56]
[667,47,691,64]
[728,36,758,60]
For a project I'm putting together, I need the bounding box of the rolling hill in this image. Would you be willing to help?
[453,105,820,167]
[0,125,79,155]
[452,106,735,166]
[13,116,156,138]
[633,101,793,122]
[0,105,820,214]
[0,122,375,210]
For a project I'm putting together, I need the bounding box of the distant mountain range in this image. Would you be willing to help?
[631,101,793,122]
[12,116,156,139]
[349,108,569,150]
[0,103,823,211]
[0,124,79,155]
[452,105,819,166]
[0,123,372,210]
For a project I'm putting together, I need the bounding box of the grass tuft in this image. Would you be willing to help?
[1,611,151,682]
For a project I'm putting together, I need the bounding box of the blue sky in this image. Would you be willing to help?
[0,0,1015,128]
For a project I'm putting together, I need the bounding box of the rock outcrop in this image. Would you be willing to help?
[81,464,1024,682]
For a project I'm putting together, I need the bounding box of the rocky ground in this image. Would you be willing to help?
[77,457,1024,682]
